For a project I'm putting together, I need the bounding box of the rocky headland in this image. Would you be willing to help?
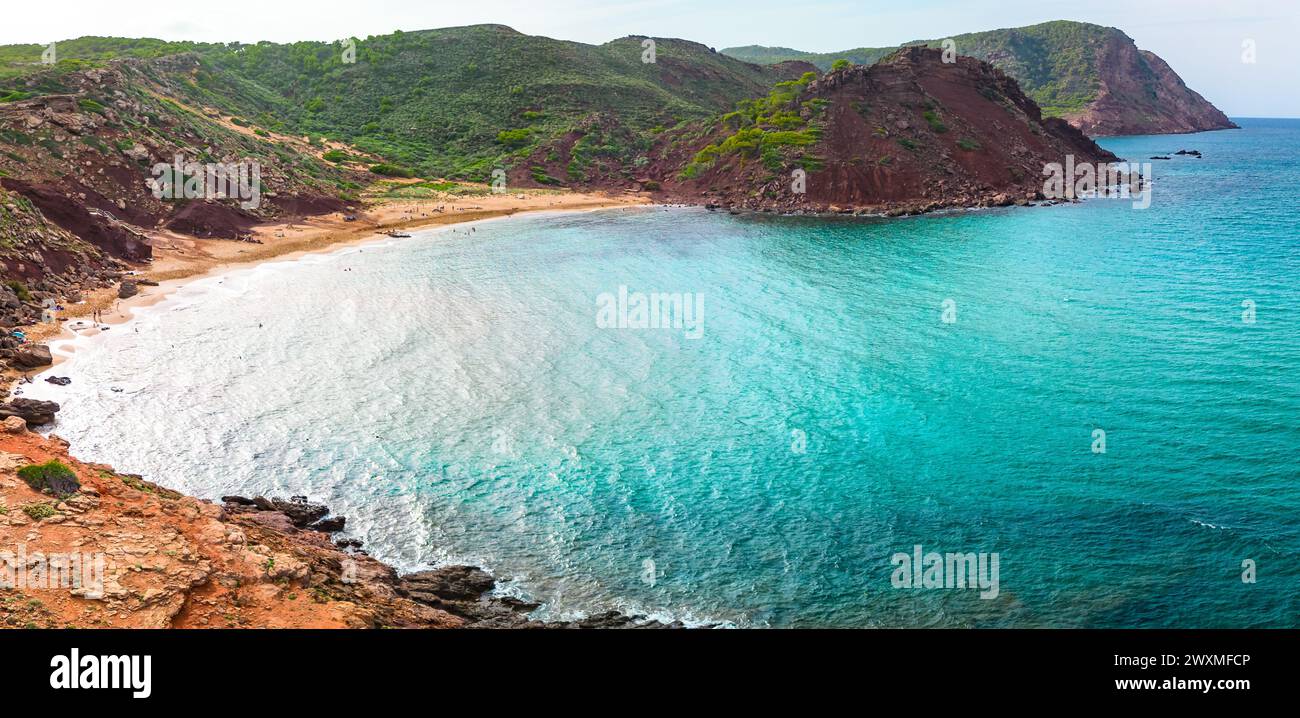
[0,426,682,628]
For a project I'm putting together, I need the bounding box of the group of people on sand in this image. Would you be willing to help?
[88,302,118,326]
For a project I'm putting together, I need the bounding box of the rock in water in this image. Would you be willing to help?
[401,566,496,601]
[310,516,347,533]
[0,398,60,425]
[250,496,330,528]
[45,375,72,386]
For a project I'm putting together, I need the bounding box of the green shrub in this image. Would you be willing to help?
[5,280,31,301]
[321,149,351,163]
[922,110,948,133]
[17,460,80,498]
[831,59,851,71]
[22,503,57,521]
[369,163,415,178]
[798,155,825,172]
[530,166,560,185]
[495,128,533,149]
[957,138,981,151]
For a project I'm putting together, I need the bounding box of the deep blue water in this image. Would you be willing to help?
[29,118,1300,627]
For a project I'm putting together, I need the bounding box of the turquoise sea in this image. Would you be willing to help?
[28,118,1299,627]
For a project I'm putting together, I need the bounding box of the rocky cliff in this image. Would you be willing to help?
[640,48,1119,215]
[1069,40,1237,136]
[722,21,1238,137]
[0,427,681,628]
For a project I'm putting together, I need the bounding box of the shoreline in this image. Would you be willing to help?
[14,192,649,378]
[0,191,699,629]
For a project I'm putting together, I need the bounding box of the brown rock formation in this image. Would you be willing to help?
[654,47,1120,215]
[1067,37,1237,136]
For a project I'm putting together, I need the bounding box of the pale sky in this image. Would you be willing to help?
[3,0,1296,117]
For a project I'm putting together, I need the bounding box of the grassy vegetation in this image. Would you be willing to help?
[22,503,57,521]
[368,163,415,178]
[369,180,463,198]
[17,460,80,498]
[680,72,825,179]
[922,109,949,134]
[18,26,798,181]
[4,280,31,301]
[0,37,228,82]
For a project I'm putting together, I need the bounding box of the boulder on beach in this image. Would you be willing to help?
[118,280,139,299]
[12,344,52,368]
[2,416,27,433]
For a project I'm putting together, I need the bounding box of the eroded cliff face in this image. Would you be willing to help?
[0,61,362,295]
[1066,36,1237,136]
[0,429,461,628]
[649,48,1119,215]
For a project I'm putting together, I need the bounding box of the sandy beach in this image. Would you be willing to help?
[14,187,648,374]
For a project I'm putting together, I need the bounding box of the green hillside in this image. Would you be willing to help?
[723,20,1117,117]
[2,26,797,179]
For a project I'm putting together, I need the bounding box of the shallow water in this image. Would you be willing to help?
[26,119,1300,627]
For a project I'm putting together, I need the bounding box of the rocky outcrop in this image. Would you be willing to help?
[0,61,365,301]
[650,47,1119,215]
[1068,40,1237,136]
[10,343,52,369]
[397,565,684,629]
[0,188,123,317]
[0,397,60,425]
[221,495,347,534]
[214,494,681,627]
[722,21,1236,137]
